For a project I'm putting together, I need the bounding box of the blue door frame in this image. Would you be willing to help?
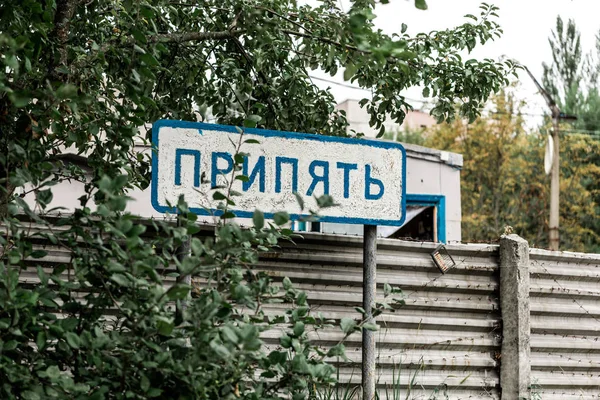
[292,194,447,243]
[405,194,446,243]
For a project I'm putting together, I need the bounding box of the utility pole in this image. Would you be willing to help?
[549,111,560,251]
[525,66,576,251]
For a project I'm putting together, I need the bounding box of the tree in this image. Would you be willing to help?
[383,127,428,146]
[541,16,600,250]
[0,1,514,398]
[424,90,600,252]
[542,16,600,131]
[425,91,531,242]
[542,16,584,114]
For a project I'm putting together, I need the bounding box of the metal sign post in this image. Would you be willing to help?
[362,224,377,400]
[151,120,407,400]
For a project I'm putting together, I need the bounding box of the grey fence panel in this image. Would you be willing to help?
[529,249,600,399]
[14,225,501,399]
[263,233,502,399]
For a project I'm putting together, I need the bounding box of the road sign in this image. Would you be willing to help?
[152,120,406,226]
[152,119,407,400]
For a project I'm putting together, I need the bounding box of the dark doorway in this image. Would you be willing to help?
[388,206,435,242]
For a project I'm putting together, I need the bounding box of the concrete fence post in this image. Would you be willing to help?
[499,234,531,399]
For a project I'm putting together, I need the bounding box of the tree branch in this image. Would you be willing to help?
[150,29,242,44]
[230,37,283,130]
[50,0,81,78]
[72,29,242,71]
[258,7,313,35]
[282,29,366,54]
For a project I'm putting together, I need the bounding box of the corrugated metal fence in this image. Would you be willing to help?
[262,233,502,399]
[529,249,600,400]
[15,223,600,399]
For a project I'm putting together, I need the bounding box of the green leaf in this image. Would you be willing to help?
[316,194,336,208]
[253,209,264,230]
[392,50,417,60]
[415,0,428,10]
[384,283,392,297]
[273,211,289,226]
[291,354,310,373]
[133,44,146,54]
[293,322,305,337]
[354,307,366,315]
[401,23,408,34]
[22,391,40,400]
[140,6,156,18]
[212,191,227,201]
[166,283,191,300]
[279,334,292,348]
[234,153,245,164]
[5,55,19,70]
[282,277,293,290]
[157,319,174,336]
[221,211,236,219]
[37,189,53,207]
[56,84,78,99]
[141,374,150,392]
[221,325,238,344]
[210,340,231,358]
[147,388,163,398]
[4,340,18,351]
[327,343,345,357]
[30,250,48,259]
[294,192,305,211]
[131,28,147,44]
[362,323,379,331]
[190,237,203,255]
[65,332,81,349]
[132,69,141,83]
[340,317,357,334]
[296,291,307,306]
[140,53,159,66]
[8,251,20,264]
[243,115,261,128]
[343,64,357,81]
[9,93,31,108]
[45,365,61,380]
[110,273,130,287]
[36,331,46,350]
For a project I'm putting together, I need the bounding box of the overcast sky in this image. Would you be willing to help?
[310,0,600,127]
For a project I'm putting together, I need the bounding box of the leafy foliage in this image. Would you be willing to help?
[383,127,428,146]
[425,91,600,251]
[540,16,600,250]
[0,0,512,399]
[542,16,585,113]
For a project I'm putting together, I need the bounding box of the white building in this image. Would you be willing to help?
[336,99,436,137]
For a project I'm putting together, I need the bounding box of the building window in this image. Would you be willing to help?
[388,205,436,241]
[292,194,447,243]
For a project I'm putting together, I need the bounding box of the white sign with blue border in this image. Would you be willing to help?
[151,120,406,226]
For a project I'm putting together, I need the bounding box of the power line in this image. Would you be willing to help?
[311,74,600,136]
[308,75,432,105]
[562,128,600,136]
[308,74,370,91]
